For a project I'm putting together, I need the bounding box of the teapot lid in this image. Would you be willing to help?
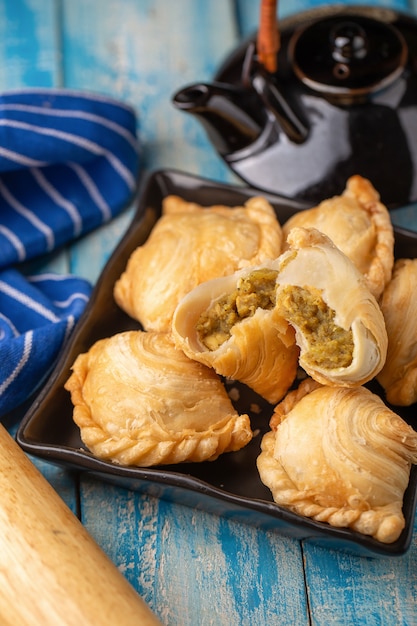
[289,14,407,101]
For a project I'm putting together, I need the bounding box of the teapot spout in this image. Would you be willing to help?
[172,82,264,155]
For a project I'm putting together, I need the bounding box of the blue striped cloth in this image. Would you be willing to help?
[0,89,140,416]
[0,269,92,415]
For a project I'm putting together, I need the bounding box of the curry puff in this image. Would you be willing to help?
[274,227,387,386]
[64,331,253,467]
[172,265,299,405]
[172,227,387,401]
[377,258,417,406]
[282,175,394,299]
[113,194,283,332]
[257,380,417,543]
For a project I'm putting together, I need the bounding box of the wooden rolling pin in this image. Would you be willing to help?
[0,424,162,626]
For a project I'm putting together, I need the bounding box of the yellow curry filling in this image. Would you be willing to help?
[196,269,278,350]
[277,285,354,369]
[196,269,354,370]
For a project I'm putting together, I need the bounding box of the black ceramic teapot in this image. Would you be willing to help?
[172,5,417,210]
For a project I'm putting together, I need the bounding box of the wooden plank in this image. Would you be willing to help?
[304,520,417,625]
[79,476,309,626]
[235,1,259,37]
[278,0,410,17]
[60,0,239,179]
[236,0,412,31]
[60,0,243,284]
[0,0,61,88]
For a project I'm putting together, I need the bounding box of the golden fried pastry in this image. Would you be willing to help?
[172,226,387,398]
[274,227,388,386]
[113,194,282,332]
[282,175,394,299]
[65,331,253,467]
[172,265,299,405]
[377,258,417,406]
[257,380,417,543]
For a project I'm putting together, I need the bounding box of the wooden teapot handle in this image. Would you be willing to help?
[257,0,279,73]
[0,424,162,626]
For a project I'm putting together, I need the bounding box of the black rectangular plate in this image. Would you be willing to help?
[17,168,417,557]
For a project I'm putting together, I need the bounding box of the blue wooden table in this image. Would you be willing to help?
[3,1,417,624]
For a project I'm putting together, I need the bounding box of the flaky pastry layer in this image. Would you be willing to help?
[114,195,282,332]
[282,175,394,299]
[65,331,252,466]
[257,380,417,543]
[378,258,417,405]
